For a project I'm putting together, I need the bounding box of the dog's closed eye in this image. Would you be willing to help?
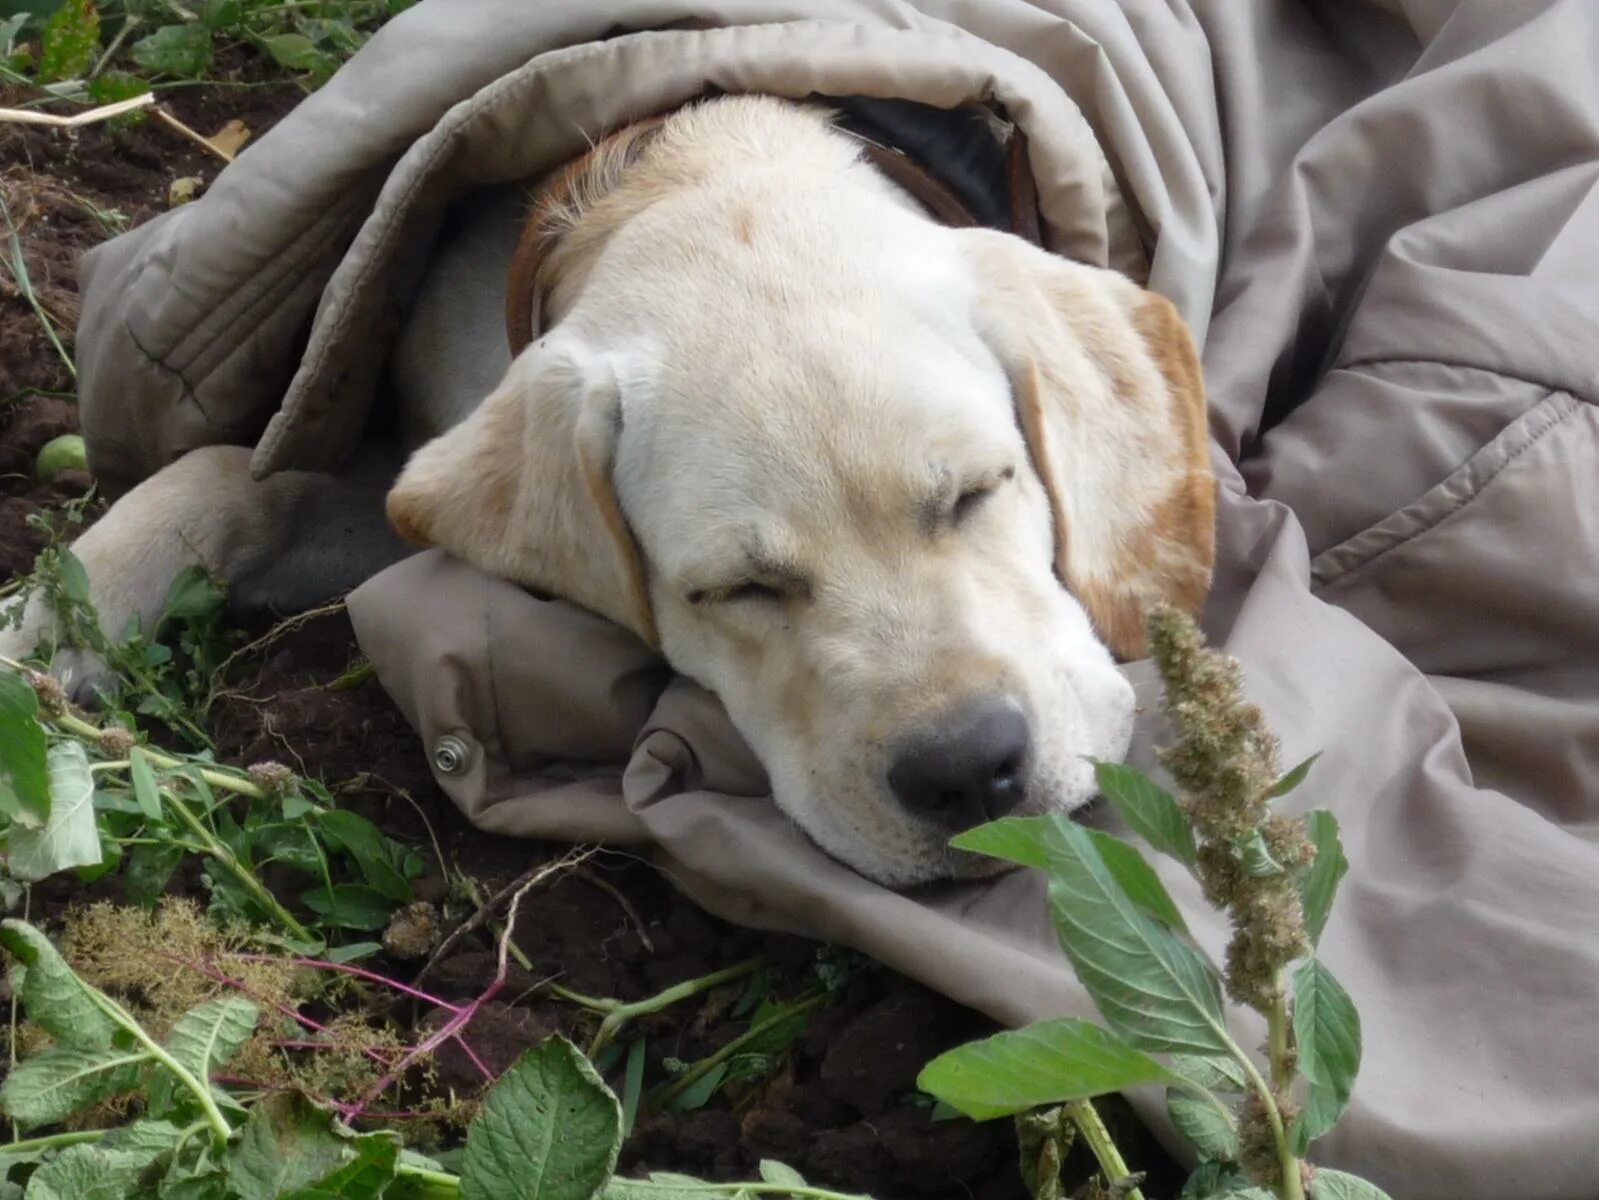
[687,580,785,606]
[950,465,1017,527]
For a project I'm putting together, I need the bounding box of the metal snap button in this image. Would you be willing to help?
[432,734,472,776]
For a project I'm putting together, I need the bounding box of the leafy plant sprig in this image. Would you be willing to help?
[918,607,1377,1200]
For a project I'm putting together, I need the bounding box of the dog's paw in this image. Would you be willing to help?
[0,603,116,706]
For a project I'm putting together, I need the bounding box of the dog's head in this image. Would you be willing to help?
[386,101,1213,886]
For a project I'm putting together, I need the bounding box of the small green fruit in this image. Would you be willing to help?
[35,433,87,483]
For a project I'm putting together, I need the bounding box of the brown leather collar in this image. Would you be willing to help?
[504,108,1042,356]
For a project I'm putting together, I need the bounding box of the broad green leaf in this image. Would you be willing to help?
[1166,1089,1237,1161]
[300,884,394,931]
[125,839,185,907]
[1092,761,1196,864]
[1042,816,1230,1054]
[1290,958,1359,1144]
[0,1044,147,1126]
[460,1037,621,1200]
[256,31,322,69]
[19,1141,165,1200]
[1297,811,1347,946]
[316,809,411,903]
[130,22,211,77]
[282,1134,399,1199]
[1180,1162,1272,1199]
[1231,830,1282,878]
[200,0,240,31]
[228,1092,363,1200]
[0,920,118,1048]
[86,68,149,105]
[325,941,383,965]
[917,1018,1182,1121]
[148,995,258,1118]
[1310,1171,1394,1200]
[955,819,1188,931]
[130,745,164,822]
[9,741,101,881]
[1289,1077,1342,1156]
[0,672,50,824]
[158,566,225,627]
[951,815,1049,868]
[36,0,98,83]
[57,550,92,612]
[1086,829,1188,932]
[1169,1053,1247,1094]
[758,1162,806,1188]
[1269,753,1320,798]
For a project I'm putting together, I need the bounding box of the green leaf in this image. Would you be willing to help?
[620,1038,645,1137]
[0,671,50,824]
[300,883,395,931]
[758,1162,806,1188]
[124,840,184,907]
[1290,958,1359,1147]
[299,883,395,931]
[316,810,411,903]
[8,742,101,882]
[1166,1089,1236,1162]
[1169,1053,1246,1094]
[200,0,239,31]
[460,1037,622,1200]
[1086,829,1188,932]
[664,1062,726,1113]
[0,1044,147,1127]
[1042,816,1230,1055]
[256,31,322,69]
[1309,1171,1394,1200]
[147,995,258,1118]
[0,920,117,1048]
[1231,829,1281,878]
[1289,1077,1342,1156]
[18,1140,166,1200]
[158,566,225,628]
[951,815,1050,868]
[916,1018,1182,1121]
[229,1092,366,1199]
[129,22,211,77]
[129,745,164,822]
[37,0,98,83]
[1091,761,1196,864]
[57,550,92,612]
[1297,811,1347,946]
[282,1134,399,1199]
[325,941,382,965]
[1269,753,1320,798]
[1181,1162,1272,1199]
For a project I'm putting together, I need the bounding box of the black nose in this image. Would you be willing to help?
[887,699,1031,829]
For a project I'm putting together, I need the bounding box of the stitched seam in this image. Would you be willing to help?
[1312,394,1580,590]
[167,188,373,381]
[1340,355,1598,408]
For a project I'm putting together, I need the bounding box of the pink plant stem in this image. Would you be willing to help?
[228,952,460,1011]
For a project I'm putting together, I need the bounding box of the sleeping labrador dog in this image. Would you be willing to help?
[1,96,1214,886]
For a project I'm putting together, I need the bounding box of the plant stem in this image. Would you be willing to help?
[160,786,314,942]
[1226,1036,1305,1200]
[0,1128,106,1155]
[643,992,825,1113]
[578,956,769,1056]
[1267,971,1293,1091]
[1064,1099,1145,1200]
[85,989,234,1148]
[44,704,267,801]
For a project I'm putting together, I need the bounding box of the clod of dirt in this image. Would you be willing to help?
[818,987,977,1117]
[382,901,442,961]
[424,1000,559,1096]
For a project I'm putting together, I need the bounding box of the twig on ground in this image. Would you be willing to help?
[152,104,236,163]
[574,863,656,954]
[0,92,154,128]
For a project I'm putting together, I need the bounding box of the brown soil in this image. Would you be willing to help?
[0,65,1181,1200]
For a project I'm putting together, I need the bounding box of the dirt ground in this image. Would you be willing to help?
[0,69,1180,1199]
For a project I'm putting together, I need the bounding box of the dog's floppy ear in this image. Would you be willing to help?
[385,339,658,647]
[961,230,1214,659]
